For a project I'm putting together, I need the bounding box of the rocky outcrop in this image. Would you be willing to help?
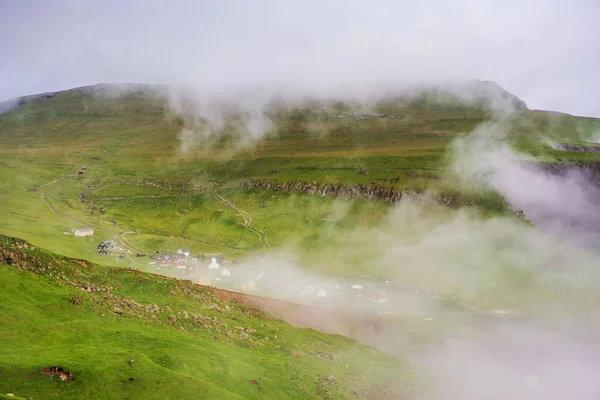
[515,161,600,251]
[0,241,29,266]
[531,161,600,188]
[236,180,469,208]
[552,143,600,154]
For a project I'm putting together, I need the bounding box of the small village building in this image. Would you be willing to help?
[74,228,94,237]
[177,248,190,256]
[175,254,187,269]
[156,254,175,267]
[188,257,201,269]
[97,239,118,255]
[208,257,220,269]
[220,268,231,277]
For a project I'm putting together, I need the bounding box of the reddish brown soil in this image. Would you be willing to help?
[143,270,389,346]
[211,286,385,344]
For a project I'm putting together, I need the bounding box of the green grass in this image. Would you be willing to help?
[1,83,599,269]
[2,84,600,398]
[0,235,416,399]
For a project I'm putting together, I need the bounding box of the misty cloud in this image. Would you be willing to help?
[168,114,600,398]
[179,190,600,398]
[155,79,525,152]
[425,325,600,400]
[452,121,600,251]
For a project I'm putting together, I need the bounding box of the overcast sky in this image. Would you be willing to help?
[0,0,598,116]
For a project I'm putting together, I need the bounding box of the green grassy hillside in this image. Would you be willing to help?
[2,83,600,399]
[0,235,416,399]
[1,83,599,269]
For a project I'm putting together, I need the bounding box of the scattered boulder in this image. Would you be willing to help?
[41,366,75,381]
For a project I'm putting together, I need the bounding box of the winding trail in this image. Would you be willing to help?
[212,193,270,248]
[26,166,145,260]
[59,148,75,166]
[0,189,26,205]
[40,192,142,262]
[93,194,183,201]
[33,172,79,192]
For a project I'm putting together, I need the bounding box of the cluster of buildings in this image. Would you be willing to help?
[150,249,232,280]
[150,250,394,308]
[77,233,400,310]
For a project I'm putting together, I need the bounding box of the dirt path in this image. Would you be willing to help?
[59,148,75,166]
[116,231,144,253]
[212,193,270,248]
[40,194,102,230]
[93,194,183,201]
[34,173,79,192]
[0,189,26,205]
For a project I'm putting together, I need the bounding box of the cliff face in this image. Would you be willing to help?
[238,180,407,203]
[532,161,600,188]
[236,180,505,211]
[240,163,600,254]
[516,161,600,251]
[553,143,600,154]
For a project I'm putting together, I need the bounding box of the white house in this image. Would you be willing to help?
[177,248,190,256]
[208,257,220,269]
[74,228,94,237]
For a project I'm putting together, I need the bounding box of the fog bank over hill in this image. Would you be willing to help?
[453,121,600,252]
[0,79,529,153]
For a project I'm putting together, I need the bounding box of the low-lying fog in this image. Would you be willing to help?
[147,112,600,399]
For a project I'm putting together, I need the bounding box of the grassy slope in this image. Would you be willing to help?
[2,85,600,398]
[0,235,415,400]
[1,84,600,267]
